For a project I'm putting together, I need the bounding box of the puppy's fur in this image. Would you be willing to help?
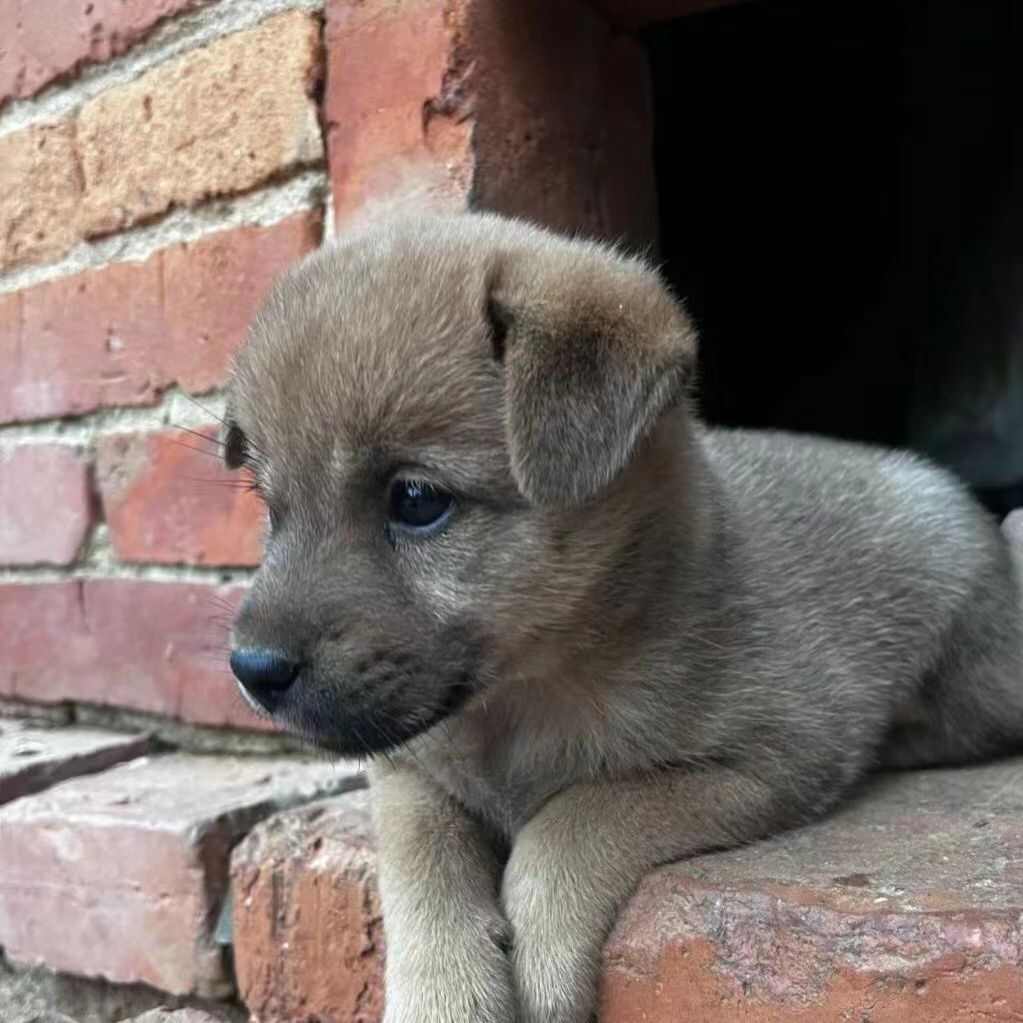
[225,213,1023,1023]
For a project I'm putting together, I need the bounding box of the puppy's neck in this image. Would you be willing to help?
[498,404,715,692]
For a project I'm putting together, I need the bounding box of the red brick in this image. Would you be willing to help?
[7,255,166,421]
[0,719,153,805]
[324,0,657,250]
[0,0,206,107]
[76,12,323,238]
[0,581,84,700]
[600,759,1023,1021]
[324,0,474,224]
[0,444,94,565]
[0,752,363,995]
[229,761,1023,1023]
[231,789,383,1023]
[98,427,264,567]
[161,213,322,394]
[0,121,83,271]
[0,212,319,423]
[0,14,322,271]
[0,580,269,730]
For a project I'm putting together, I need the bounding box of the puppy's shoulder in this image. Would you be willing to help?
[699,425,1002,575]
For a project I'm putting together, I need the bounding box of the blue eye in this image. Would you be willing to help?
[389,479,453,532]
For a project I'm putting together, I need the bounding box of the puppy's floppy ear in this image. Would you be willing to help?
[488,240,697,507]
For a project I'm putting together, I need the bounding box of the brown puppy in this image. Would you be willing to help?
[225,213,1023,1023]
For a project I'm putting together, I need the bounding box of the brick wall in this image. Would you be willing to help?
[0,0,661,738]
[3,5,1022,1023]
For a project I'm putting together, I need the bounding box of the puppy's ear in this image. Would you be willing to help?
[489,241,697,507]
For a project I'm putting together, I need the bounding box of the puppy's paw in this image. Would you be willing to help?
[502,840,603,1023]
[383,915,517,1023]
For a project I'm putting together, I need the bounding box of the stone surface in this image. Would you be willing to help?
[0,445,94,565]
[324,0,657,250]
[0,719,152,805]
[98,427,264,567]
[0,752,364,997]
[0,0,206,106]
[601,758,1023,1021]
[231,788,382,1023]
[0,580,271,730]
[0,210,318,424]
[76,11,323,238]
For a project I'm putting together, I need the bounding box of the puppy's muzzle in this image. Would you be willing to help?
[230,646,302,713]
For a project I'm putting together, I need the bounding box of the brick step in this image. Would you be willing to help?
[231,758,1023,1023]
[123,1011,233,1023]
[0,742,363,1001]
[0,719,154,806]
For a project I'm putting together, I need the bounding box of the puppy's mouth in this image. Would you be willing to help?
[306,678,476,756]
[268,674,477,758]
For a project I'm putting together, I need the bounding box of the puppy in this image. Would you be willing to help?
[224,212,1023,1023]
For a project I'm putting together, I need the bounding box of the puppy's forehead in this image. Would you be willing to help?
[232,217,512,463]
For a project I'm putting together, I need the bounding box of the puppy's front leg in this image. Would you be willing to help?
[503,764,809,1023]
[370,761,517,1023]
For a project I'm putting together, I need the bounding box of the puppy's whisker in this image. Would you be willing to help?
[181,476,261,493]
[178,393,271,461]
[171,423,225,449]
[170,439,231,461]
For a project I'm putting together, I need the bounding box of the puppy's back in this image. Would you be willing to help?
[701,426,1016,676]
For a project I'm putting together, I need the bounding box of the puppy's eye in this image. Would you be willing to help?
[388,479,453,532]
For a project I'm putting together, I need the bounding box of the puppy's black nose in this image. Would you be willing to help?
[230,647,301,712]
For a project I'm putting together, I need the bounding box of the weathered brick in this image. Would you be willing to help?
[0,582,83,700]
[161,212,322,394]
[98,427,264,567]
[127,1011,233,1023]
[229,761,1023,1022]
[0,212,319,423]
[0,13,322,272]
[0,444,94,565]
[324,0,474,224]
[324,0,657,250]
[0,121,83,271]
[601,759,1023,1021]
[0,719,152,805]
[0,0,206,107]
[6,253,166,421]
[0,752,363,996]
[77,11,323,237]
[231,789,383,1023]
[0,580,267,730]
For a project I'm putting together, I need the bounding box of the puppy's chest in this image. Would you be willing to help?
[416,706,596,836]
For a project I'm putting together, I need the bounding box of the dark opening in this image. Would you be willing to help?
[644,0,1023,517]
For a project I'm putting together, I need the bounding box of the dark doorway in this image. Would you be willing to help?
[644,0,1023,516]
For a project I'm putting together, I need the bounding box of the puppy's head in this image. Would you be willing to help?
[225,213,696,755]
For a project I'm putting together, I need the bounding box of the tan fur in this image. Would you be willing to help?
[225,212,1023,1023]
